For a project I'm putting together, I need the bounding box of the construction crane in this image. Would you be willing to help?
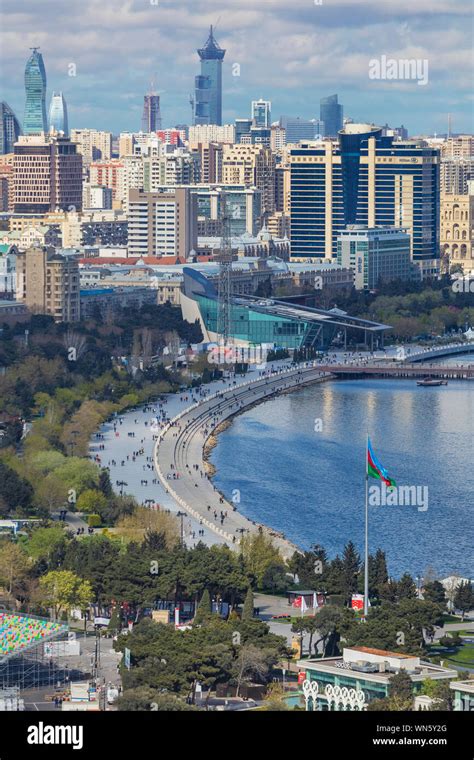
[189,94,195,126]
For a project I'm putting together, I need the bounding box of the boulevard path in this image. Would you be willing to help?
[154,362,330,558]
[90,360,332,554]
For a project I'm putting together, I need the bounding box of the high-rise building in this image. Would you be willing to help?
[222,144,276,214]
[70,129,113,165]
[289,124,439,262]
[128,188,197,258]
[280,116,315,144]
[235,118,252,144]
[13,134,83,214]
[24,48,48,135]
[188,124,235,144]
[319,95,343,137]
[48,92,68,135]
[270,125,286,152]
[252,99,271,128]
[141,93,162,133]
[89,159,124,205]
[337,226,413,289]
[16,245,80,322]
[194,26,225,126]
[0,103,21,154]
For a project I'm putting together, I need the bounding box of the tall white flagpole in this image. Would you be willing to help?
[364,432,369,617]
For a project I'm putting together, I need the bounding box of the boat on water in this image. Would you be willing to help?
[416,378,448,386]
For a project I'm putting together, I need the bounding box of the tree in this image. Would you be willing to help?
[76,489,108,516]
[396,573,417,601]
[454,581,474,620]
[341,542,361,604]
[311,606,349,657]
[233,644,270,697]
[118,689,198,711]
[423,580,446,607]
[26,526,68,564]
[240,531,285,589]
[0,541,30,595]
[242,587,254,621]
[387,670,413,711]
[262,683,290,711]
[115,508,179,548]
[194,588,212,625]
[39,570,93,620]
[0,461,34,516]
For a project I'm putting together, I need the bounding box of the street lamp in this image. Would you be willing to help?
[176,511,186,546]
[117,481,127,496]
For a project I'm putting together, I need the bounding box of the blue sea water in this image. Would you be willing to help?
[210,361,474,578]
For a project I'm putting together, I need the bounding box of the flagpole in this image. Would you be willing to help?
[364,431,369,617]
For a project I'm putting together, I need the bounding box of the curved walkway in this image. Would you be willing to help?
[154,363,332,558]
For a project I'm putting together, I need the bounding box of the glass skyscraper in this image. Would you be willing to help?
[0,102,21,154]
[290,124,440,262]
[48,92,68,135]
[194,26,225,126]
[252,99,271,128]
[142,93,162,132]
[24,48,47,134]
[320,94,343,137]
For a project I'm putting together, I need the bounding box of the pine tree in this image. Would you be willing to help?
[242,587,254,620]
[194,588,212,625]
[396,573,417,601]
[454,581,474,620]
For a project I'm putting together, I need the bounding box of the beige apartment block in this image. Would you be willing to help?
[16,246,80,322]
[70,129,113,165]
[222,144,275,214]
[440,192,474,270]
[128,188,197,259]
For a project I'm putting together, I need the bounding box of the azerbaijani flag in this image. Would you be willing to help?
[367,438,396,489]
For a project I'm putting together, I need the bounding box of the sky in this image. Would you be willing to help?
[2,0,473,137]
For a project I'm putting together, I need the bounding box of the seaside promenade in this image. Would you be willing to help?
[154,362,330,558]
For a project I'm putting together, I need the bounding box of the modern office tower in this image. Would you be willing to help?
[128,188,197,258]
[89,159,124,204]
[194,26,225,125]
[252,99,271,128]
[0,103,21,154]
[48,92,68,135]
[440,189,474,271]
[16,245,80,322]
[70,129,113,165]
[13,134,83,214]
[235,118,252,144]
[142,93,162,133]
[336,226,413,289]
[289,124,440,262]
[222,143,276,214]
[24,48,48,135]
[270,125,286,151]
[188,124,235,143]
[319,95,343,137]
[280,116,315,144]
[249,126,271,148]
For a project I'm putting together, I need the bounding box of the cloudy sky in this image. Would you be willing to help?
[2,0,472,136]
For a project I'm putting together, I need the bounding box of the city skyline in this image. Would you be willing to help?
[1,0,472,136]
